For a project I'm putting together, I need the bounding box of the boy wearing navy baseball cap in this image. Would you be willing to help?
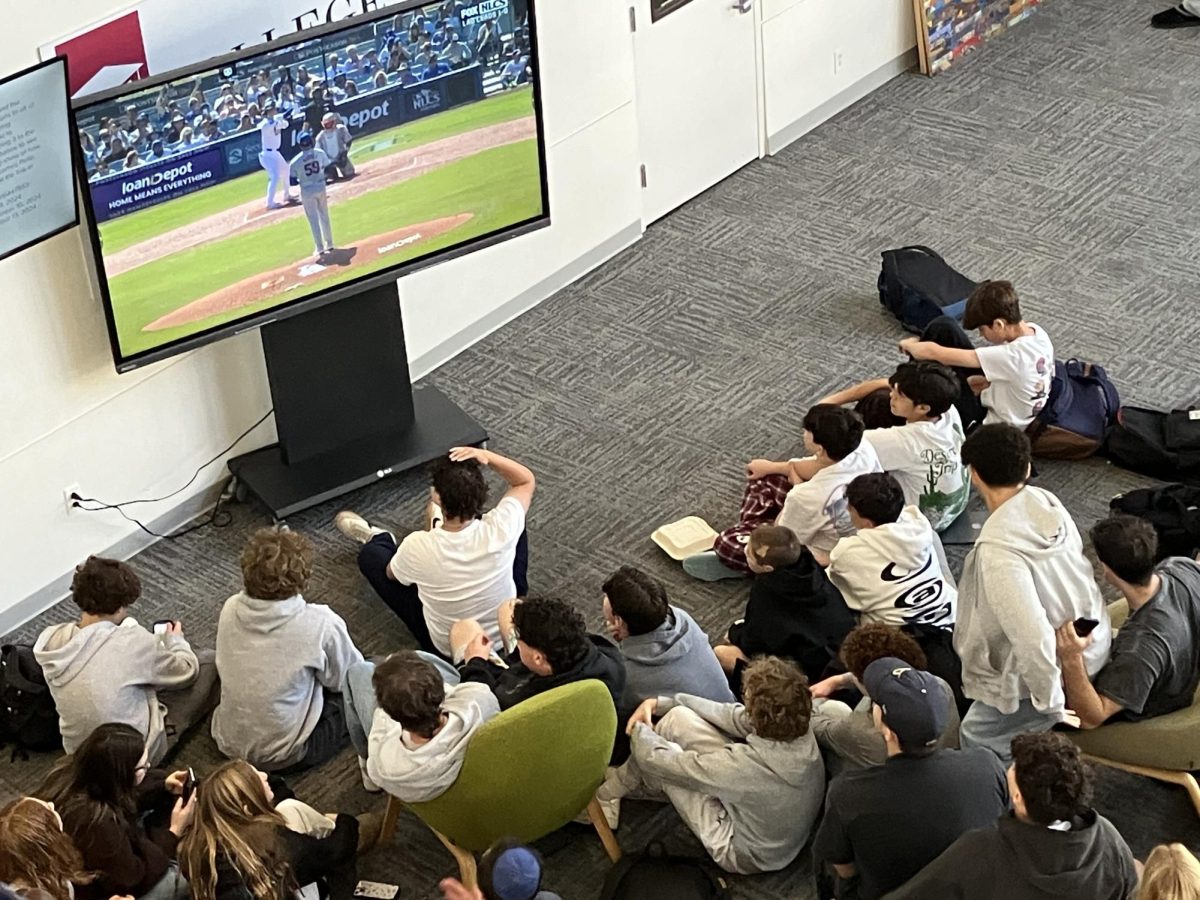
[812,658,1008,900]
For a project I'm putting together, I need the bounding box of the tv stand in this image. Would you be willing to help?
[227,283,487,520]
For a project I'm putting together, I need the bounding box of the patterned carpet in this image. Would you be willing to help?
[7,0,1200,896]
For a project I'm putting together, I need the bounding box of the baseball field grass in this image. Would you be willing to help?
[97,86,535,257]
[110,138,542,357]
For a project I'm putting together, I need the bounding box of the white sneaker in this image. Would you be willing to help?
[358,757,382,793]
[335,510,391,544]
[573,795,620,830]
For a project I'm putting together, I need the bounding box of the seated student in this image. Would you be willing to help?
[898,280,1053,432]
[440,838,563,900]
[600,565,734,708]
[38,723,194,900]
[0,796,98,900]
[341,650,500,797]
[1056,514,1200,728]
[808,623,960,773]
[955,425,1111,763]
[821,361,969,531]
[598,657,824,875]
[34,556,217,764]
[883,732,1139,900]
[337,446,534,657]
[455,597,625,711]
[813,658,1009,900]
[212,528,364,772]
[714,525,856,685]
[685,405,881,581]
[1138,844,1200,900]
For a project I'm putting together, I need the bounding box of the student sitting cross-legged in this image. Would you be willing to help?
[212,527,364,773]
[1055,514,1200,729]
[684,405,881,581]
[812,657,1008,900]
[597,656,824,875]
[820,360,970,532]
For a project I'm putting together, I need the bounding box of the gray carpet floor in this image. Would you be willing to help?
[7,0,1200,896]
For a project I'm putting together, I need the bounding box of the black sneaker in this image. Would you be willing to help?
[1152,4,1200,28]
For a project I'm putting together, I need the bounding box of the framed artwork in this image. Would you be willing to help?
[913,0,1044,75]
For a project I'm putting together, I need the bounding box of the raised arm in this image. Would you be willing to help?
[898,337,980,370]
[449,446,536,511]
[819,377,890,407]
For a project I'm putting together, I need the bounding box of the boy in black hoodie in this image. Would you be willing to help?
[715,525,856,690]
[883,731,1138,900]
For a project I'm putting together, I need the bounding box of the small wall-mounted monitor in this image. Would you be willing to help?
[71,0,548,371]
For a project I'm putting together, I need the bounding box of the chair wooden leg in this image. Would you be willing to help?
[1083,755,1200,819]
[587,797,622,863]
[380,795,402,845]
[432,828,478,889]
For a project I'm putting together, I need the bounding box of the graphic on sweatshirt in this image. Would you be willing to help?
[919,445,970,529]
[880,553,954,628]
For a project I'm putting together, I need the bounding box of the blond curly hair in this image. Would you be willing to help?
[742,656,811,742]
[240,528,313,600]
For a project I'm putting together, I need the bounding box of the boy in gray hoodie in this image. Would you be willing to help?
[212,528,364,771]
[955,425,1111,763]
[598,656,824,874]
[601,565,734,711]
[34,556,216,763]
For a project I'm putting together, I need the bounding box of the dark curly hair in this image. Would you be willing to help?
[803,404,865,461]
[1011,732,1093,825]
[512,598,590,674]
[71,557,140,616]
[961,423,1031,488]
[431,457,489,521]
[839,623,927,683]
[240,528,314,600]
[602,566,668,636]
[889,360,960,418]
[742,656,811,742]
[372,651,445,738]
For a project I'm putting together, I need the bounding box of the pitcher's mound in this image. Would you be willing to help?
[144,213,474,332]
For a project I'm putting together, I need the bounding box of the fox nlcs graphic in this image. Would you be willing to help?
[55,12,150,98]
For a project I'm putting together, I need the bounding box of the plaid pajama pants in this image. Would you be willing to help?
[712,473,792,572]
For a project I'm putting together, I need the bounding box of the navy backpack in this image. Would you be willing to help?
[1027,359,1120,460]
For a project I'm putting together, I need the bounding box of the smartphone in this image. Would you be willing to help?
[353,881,399,899]
[1073,617,1100,638]
[181,767,197,805]
[152,619,173,635]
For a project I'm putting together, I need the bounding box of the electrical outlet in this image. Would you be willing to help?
[833,49,845,75]
[63,484,82,516]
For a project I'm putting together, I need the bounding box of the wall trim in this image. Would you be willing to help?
[767,49,918,156]
[3,480,227,638]
[408,220,643,380]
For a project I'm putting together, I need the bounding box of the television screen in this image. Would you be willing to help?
[72,0,547,371]
[0,58,78,261]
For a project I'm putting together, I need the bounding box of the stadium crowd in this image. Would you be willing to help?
[78,0,535,181]
[3,281,1200,900]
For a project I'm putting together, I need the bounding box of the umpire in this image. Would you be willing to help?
[316,112,355,181]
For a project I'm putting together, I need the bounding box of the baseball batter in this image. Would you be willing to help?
[289,132,335,258]
[316,112,355,179]
[259,102,295,209]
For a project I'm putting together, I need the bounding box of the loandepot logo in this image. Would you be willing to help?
[56,11,150,98]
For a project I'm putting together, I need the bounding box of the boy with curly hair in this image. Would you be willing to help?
[212,527,364,772]
[598,656,824,874]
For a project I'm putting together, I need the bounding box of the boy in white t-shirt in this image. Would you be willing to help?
[899,280,1054,432]
[336,447,535,657]
[820,361,969,532]
[684,406,882,581]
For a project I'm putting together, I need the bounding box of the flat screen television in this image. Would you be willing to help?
[71,0,548,372]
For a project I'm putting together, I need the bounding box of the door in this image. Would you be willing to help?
[632,0,761,224]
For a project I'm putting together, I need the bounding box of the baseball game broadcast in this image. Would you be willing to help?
[73,0,545,363]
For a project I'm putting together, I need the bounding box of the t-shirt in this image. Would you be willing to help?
[388,496,526,655]
[813,748,1009,900]
[1093,557,1200,720]
[778,442,883,555]
[975,324,1054,429]
[863,407,969,532]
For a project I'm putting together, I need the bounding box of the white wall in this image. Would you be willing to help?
[1,0,641,625]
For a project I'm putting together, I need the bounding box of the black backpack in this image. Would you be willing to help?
[599,843,731,900]
[0,643,62,759]
[1110,484,1200,561]
[878,246,978,333]
[1105,406,1200,483]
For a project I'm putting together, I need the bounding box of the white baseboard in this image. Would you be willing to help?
[767,49,918,156]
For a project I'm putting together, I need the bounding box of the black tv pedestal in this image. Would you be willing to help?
[227,283,487,521]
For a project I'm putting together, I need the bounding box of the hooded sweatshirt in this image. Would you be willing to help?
[629,693,824,875]
[827,505,958,630]
[882,810,1139,900]
[34,617,199,762]
[955,486,1110,714]
[366,681,500,802]
[211,592,364,769]
[618,606,734,709]
[460,634,626,711]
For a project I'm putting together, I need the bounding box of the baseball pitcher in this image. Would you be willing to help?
[316,112,355,180]
[259,103,295,209]
[289,132,335,258]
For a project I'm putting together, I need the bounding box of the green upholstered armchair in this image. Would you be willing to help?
[1066,599,1200,817]
[378,678,622,886]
